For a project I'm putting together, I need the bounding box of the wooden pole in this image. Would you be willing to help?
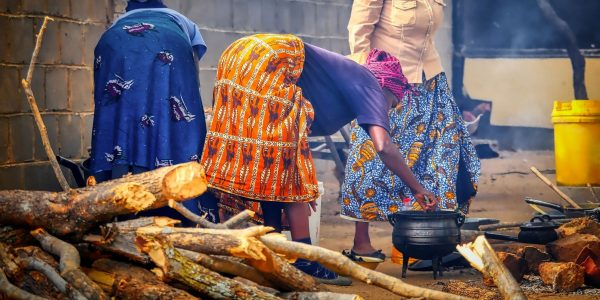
[20,16,70,191]
[530,166,581,208]
[456,236,527,300]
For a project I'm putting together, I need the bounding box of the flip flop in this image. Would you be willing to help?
[342,249,386,263]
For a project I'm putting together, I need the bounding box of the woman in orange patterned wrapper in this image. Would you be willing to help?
[199,34,437,285]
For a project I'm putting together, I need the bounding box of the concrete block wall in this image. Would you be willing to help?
[0,0,114,190]
[164,0,354,106]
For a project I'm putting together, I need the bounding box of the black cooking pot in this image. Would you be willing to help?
[484,216,559,244]
[389,211,464,278]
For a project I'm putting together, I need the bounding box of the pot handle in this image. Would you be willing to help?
[525,197,565,213]
[484,232,519,242]
[456,213,466,227]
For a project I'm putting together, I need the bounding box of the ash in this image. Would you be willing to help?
[521,275,600,295]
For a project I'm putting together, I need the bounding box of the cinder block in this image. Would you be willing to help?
[199,69,217,108]
[58,114,82,158]
[45,67,69,111]
[316,4,337,36]
[59,22,84,65]
[260,0,276,32]
[4,0,23,14]
[10,115,35,162]
[0,117,10,164]
[275,0,292,33]
[69,69,93,112]
[82,24,105,66]
[22,0,48,14]
[183,0,233,30]
[338,4,352,34]
[36,18,61,64]
[290,1,316,35]
[0,165,25,190]
[0,17,11,62]
[233,0,262,31]
[8,17,34,64]
[47,0,70,18]
[198,31,243,69]
[89,0,110,22]
[0,66,22,114]
[22,162,66,191]
[70,0,90,21]
[34,114,60,160]
[81,113,93,156]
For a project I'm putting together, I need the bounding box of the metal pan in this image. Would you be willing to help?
[525,197,599,218]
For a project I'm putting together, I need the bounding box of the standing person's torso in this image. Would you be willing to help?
[349,0,446,83]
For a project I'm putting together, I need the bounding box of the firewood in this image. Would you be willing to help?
[456,236,526,300]
[0,268,47,300]
[259,234,468,300]
[0,244,66,299]
[169,199,254,229]
[22,257,86,300]
[482,252,526,286]
[109,162,208,210]
[538,262,585,292]
[88,259,197,299]
[0,183,154,237]
[557,217,600,238]
[516,246,551,274]
[245,246,318,292]
[31,228,108,300]
[547,233,600,262]
[178,249,271,287]
[0,162,207,236]
[0,226,36,247]
[136,235,282,300]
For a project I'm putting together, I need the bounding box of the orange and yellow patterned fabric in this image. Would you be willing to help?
[201,34,319,203]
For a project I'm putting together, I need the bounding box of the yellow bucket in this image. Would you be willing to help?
[552,100,600,186]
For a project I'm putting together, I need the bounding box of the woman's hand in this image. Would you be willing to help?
[413,189,437,211]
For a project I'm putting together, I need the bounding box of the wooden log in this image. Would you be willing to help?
[0,244,66,300]
[557,217,600,238]
[136,235,282,300]
[168,200,253,229]
[539,262,585,292]
[245,247,317,292]
[456,236,526,300]
[31,228,108,300]
[530,166,581,208]
[0,268,48,300]
[88,258,197,300]
[22,257,86,300]
[259,234,468,300]
[516,246,551,275]
[223,210,255,229]
[482,252,526,286]
[0,183,154,237]
[0,162,207,236]
[178,249,271,287]
[547,233,600,262]
[110,162,207,209]
[0,226,36,247]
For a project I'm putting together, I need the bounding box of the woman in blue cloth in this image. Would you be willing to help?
[90,0,207,224]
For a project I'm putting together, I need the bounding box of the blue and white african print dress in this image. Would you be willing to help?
[90,10,207,174]
[340,73,481,221]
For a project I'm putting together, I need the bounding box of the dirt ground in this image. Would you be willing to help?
[311,150,599,299]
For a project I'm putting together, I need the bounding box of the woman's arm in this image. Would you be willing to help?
[348,0,385,54]
[367,124,437,210]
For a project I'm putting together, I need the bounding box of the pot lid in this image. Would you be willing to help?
[520,216,559,230]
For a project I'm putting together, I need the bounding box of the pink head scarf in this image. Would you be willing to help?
[363,49,411,103]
